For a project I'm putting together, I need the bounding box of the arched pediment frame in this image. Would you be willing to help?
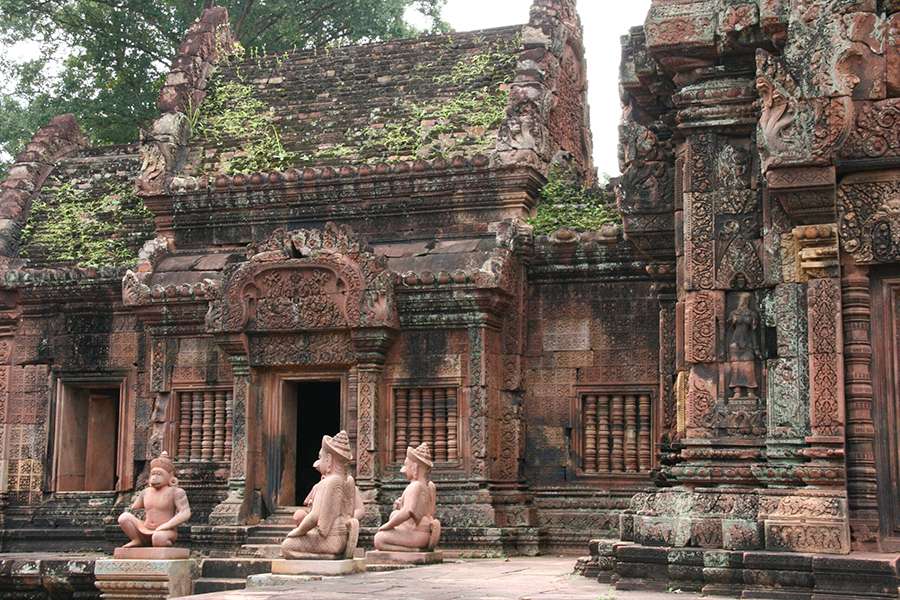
[206,223,398,334]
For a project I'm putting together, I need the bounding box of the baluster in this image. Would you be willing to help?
[638,393,652,472]
[598,395,610,473]
[434,388,447,462]
[422,388,434,449]
[447,388,458,461]
[624,395,638,472]
[213,390,226,461]
[190,391,203,461]
[395,388,408,462]
[409,389,422,447]
[178,392,191,460]
[202,391,214,460]
[224,390,233,462]
[611,394,624,472]
[584,395,598,473]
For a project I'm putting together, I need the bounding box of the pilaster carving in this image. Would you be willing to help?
[208,353,251,525]
[841,260,879,546]
[684,291,723,364]
[807,278,844,441]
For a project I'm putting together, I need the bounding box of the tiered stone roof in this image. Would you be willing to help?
[183,26,522,176]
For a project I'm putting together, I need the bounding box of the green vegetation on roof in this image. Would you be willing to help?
[192,69,297,176]
[347,36,519,161]
[528,165,620,235]
[20,182,153,267]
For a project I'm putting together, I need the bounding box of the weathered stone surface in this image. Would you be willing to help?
[270,558,366,576]
[94,558,195,600]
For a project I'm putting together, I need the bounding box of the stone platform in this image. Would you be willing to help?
[94,558,195,599]
[177,557,704,599]
[366,550,443,565]
[580,541,900,599]
[113,547,191,559]
[271,557,367,575]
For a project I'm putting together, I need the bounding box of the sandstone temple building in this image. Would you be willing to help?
[0,0,899,597]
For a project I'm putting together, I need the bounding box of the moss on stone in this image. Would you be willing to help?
[528,166,620,235]
[19,182,153,267]
[347,39,519,162]
[193,71,297,175]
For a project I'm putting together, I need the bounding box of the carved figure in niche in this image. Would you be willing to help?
[281,430,360,559]
[727,292,760,400]
[374,442,442,552]
[717,144,750,190]
[117,452,191,548]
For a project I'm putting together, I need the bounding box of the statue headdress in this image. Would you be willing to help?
[323,430,353,462]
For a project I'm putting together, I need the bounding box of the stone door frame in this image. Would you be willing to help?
[258,367,350,510]
[869,268,900,551]
[49,372,134,494]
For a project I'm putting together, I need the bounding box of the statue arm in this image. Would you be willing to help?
[129,491,145,511]
[288,506,319,537]
[378,484,423,531]
[288,478,340,538]
[157,488,191,531]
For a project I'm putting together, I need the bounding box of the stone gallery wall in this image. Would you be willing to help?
[523,232,660,552]
[585,0,900,584]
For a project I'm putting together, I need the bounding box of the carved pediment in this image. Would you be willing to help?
[838,170,900,265]
[206,223,398,333]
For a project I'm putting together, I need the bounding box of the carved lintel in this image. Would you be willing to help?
[767,166,837,225]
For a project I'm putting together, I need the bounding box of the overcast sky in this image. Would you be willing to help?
[416,0,652,176]
[3,0,651,175]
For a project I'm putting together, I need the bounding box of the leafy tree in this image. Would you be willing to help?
[0,0,448,175]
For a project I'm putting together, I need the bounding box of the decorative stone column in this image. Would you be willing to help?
[209,351,252,525]
[467,325,489,480]
[841,259,880,547]
[351,328,395,484]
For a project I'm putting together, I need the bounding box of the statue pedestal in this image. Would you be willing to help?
[113,547,190,560]
[271,558,367,576]
[366,550,443,565]
[94,558,195,599]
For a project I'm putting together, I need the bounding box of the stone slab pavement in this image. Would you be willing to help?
[184,556,712,600]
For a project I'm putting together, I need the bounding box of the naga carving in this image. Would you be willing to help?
[756,50,853,171]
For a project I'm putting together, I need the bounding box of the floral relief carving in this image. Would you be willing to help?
[207,222,398,334]
[837,172,900,264]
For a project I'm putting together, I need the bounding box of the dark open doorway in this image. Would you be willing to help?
[293,381,341,505]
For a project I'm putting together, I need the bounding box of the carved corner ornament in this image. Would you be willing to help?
[837,169,900,265]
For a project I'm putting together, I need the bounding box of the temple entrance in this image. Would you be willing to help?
[55,385,121,492]
[872,271,900,551]
[275,378,342,507]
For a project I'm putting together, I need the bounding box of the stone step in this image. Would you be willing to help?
[200,558,272,579]
[237,544,283,559]
[193,578,248,594]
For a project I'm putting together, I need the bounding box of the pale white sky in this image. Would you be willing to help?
[3,1,651,174]
[418,0,653,176]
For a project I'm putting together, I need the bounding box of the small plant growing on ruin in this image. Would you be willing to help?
[193,70,297,175]
[354,37,520,162]
[528,165,620,235]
